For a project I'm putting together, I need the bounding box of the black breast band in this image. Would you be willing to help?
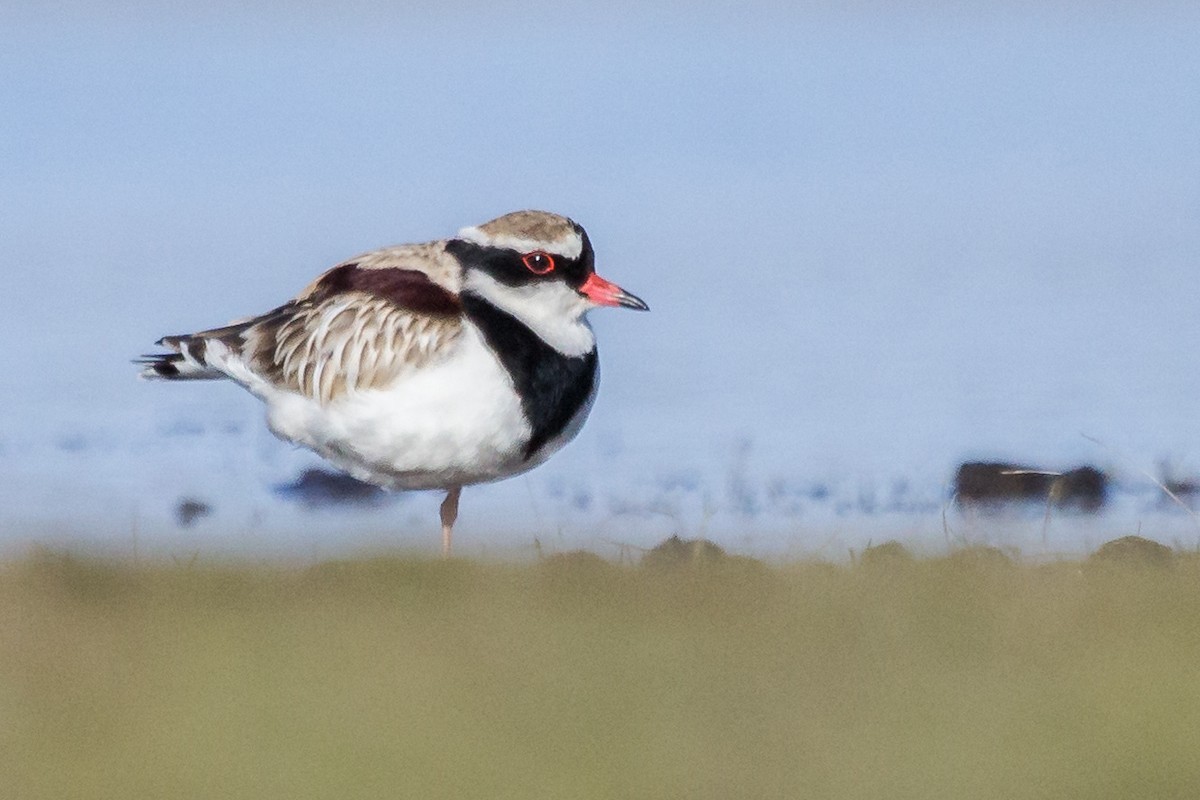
[461,294,598,460]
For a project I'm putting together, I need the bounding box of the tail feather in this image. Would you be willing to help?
[139,303,294,383]
[137,334,227,381]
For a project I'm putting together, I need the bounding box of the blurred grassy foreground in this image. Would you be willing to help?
[3,546,1200,800]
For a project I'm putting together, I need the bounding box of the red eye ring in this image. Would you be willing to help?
[522,251,556,275]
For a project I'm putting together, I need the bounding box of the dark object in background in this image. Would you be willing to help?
[1156,460,1200,510]
[174,498,212,528]
[1088,535,1174,568]
[1162,478,1200,507]
[954,461,1108,512]
[275,468,392,510]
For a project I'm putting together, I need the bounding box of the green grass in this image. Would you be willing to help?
[4,547,1200,799]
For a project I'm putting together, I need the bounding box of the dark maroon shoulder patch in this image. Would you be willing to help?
[313,264,461,316]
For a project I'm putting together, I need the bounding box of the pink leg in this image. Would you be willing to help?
[440,486,462,558]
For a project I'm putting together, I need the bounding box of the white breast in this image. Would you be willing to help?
[260,323,538,489]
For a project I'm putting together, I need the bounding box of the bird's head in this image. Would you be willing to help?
[448,211,648,348]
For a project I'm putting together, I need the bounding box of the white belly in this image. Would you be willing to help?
[261,324,551,489]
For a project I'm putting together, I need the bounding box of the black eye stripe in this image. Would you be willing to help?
[446,238,593,290]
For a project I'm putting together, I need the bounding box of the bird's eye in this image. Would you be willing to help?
[521,251,556,275]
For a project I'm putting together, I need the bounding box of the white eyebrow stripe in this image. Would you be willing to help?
[456,226,584,260]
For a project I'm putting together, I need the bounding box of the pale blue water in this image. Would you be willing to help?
[3,3,1199,558]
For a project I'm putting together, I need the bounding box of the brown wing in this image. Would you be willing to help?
[145,242,467,398]
[186,264,465,404]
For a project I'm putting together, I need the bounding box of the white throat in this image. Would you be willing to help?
[463,270,597,357]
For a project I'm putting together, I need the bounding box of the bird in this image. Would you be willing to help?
[138,210,648,555]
